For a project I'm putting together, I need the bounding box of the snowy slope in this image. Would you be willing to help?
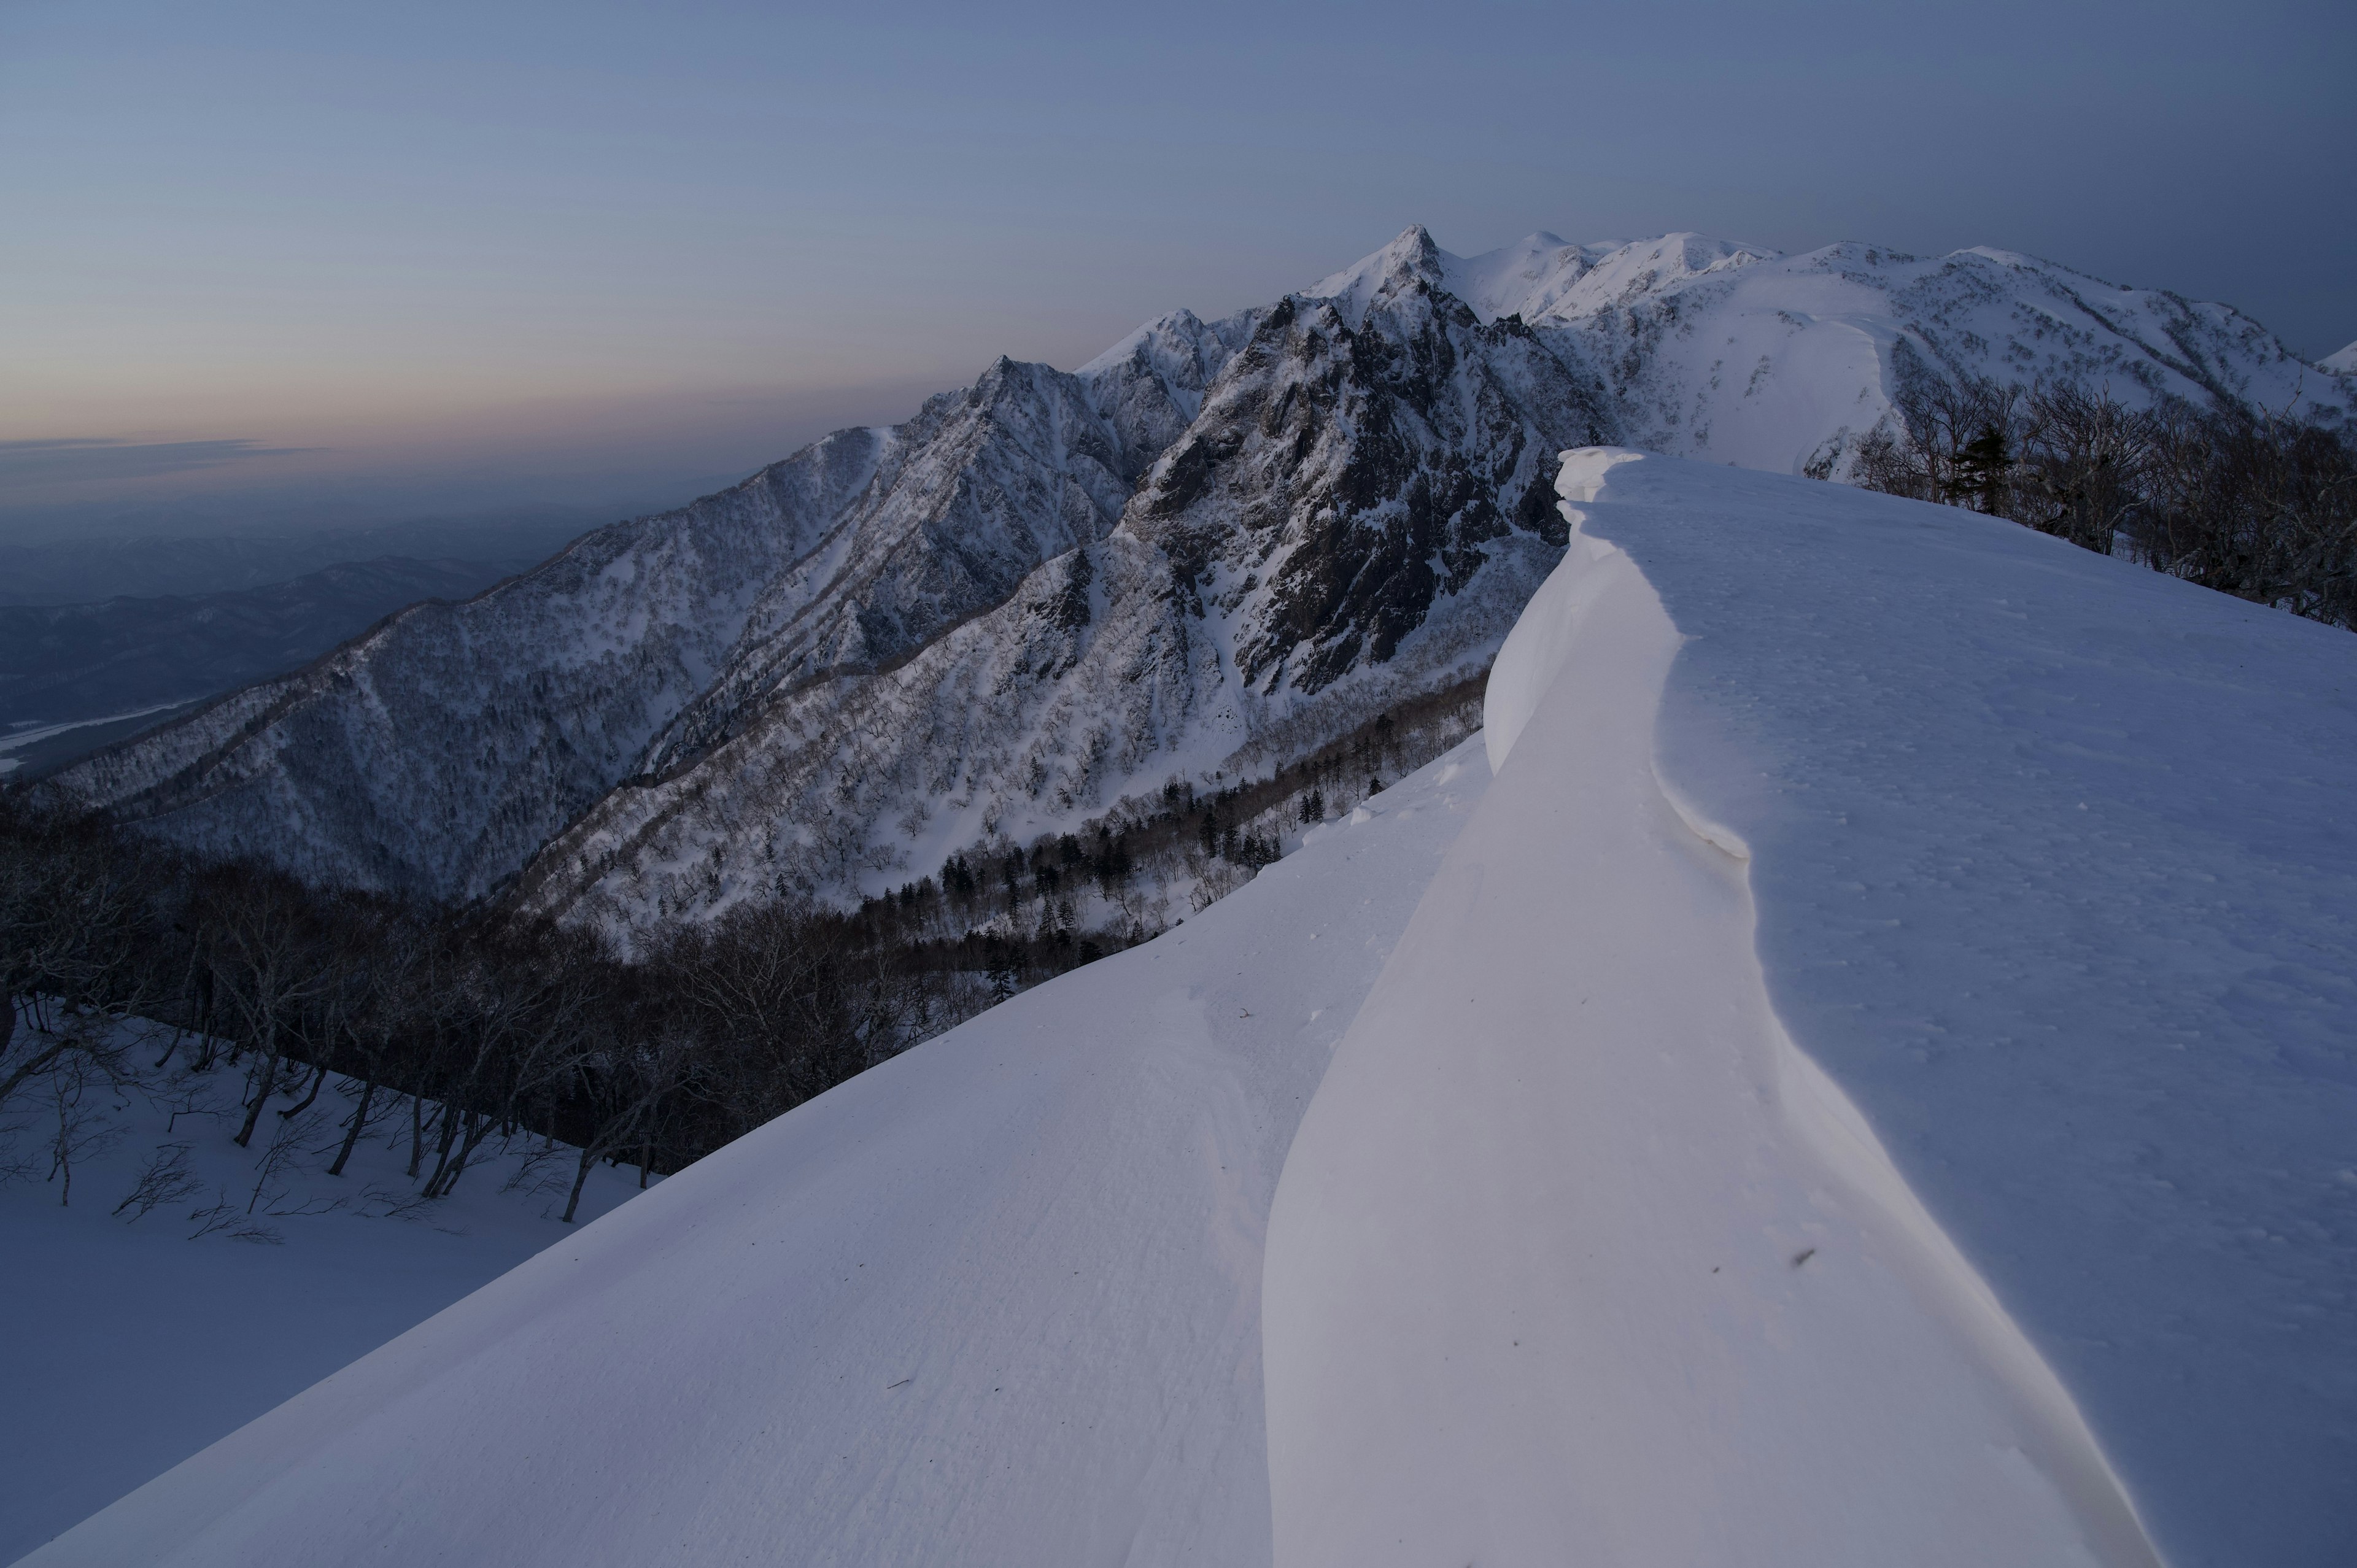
[26,451,2354,1568]
[19,743,1490,1568]
[2324,339,2357,376]
[0,1028,646,1564]
[1268,452,2355,1568]
[1329,226,2350,476]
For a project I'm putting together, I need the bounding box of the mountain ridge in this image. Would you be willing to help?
[36,226,2350,929]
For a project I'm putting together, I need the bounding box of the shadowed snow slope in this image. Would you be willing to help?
[1267,451,2351,1568]
[17,746,1490,1568]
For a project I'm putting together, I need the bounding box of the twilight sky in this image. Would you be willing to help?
[4,0,2350,538]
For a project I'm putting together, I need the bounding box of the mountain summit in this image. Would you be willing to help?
[41,227,2349,932]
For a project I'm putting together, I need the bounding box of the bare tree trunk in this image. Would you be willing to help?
[232,1033,281,1148]
[429,1108,493,1199]
[0,1037,71,1111]
[408,1093,431,1178]
[422,1097,462,1194]
[328,1078,377,1176]
[562,1140,598,1223]
[281,1060,328,1118]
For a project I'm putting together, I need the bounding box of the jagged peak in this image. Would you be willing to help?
[1299,225,1779,330]
[1076,307,1209,376]
[1302,225,1452,328]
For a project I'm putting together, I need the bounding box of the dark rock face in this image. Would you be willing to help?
[41,231,1609,924]
[1130,266,1608,695]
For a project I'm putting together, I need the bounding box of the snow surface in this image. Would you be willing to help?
[2324,338,2357,375]
[1269,452,2353,1568]
[25,451,2354,1567]
[0,1030,647,1564]
[18,746,1490,1567]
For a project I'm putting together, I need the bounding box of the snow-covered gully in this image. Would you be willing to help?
[1265,451,2158,1567]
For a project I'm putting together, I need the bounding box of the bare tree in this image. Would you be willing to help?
[199,869,336,1148]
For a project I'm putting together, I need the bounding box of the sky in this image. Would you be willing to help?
[3,0,2351,541]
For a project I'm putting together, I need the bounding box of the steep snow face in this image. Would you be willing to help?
[22,742,1492,1568]
[1266,464,2158,1568]
[1275,450,2351,1568]
[514,253,1603,933]
[1577,455,2357,1568]
[2323,338,2357,375]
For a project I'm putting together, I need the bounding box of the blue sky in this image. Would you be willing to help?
[3,0,2350,535]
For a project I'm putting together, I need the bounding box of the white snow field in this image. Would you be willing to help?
[23,453,2355,1567]
[1269,452,2353,1568]
[0,1040,648,1564]
[16,746,1491,1567]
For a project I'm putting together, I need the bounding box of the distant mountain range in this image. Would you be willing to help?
[0,557,535,769]
[0,517,597,777]
[37,226,2354,929]
[0,514,590,606]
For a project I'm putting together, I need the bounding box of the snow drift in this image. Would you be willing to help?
[25,452,2355,1567]
[17,743,1492,1567]
[1266,451,2353,1568]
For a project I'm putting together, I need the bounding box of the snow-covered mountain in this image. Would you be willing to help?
[39,227,2349,930]
[2324,338,2357,376]
[32,453,2353,1568]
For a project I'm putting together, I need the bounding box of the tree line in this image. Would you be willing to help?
[1834,355,2356,628]
[0,805,967,1216]
[1,680,1485,1211]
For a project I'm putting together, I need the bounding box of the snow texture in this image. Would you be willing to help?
[1559,453,2357,1568]
[1269,451,2352,1568]
[0,1030,646,1564]
[18,745,1490,1567]
[2323,339,2357,376]
[23,453,2355,1567]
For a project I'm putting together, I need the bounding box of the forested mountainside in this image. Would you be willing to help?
[37,226,2349,929]
[0,557,524,735]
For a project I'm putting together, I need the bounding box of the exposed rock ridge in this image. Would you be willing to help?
[39,224,2347,926]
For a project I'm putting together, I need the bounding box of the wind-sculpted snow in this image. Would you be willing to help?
[27,454,2352,1567]
[21,741,1492,1568]
[1604,455,2357,1568]
[43,225,2350,924]
[1267,453,2161,1567]
[1320,450,2347,1566]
